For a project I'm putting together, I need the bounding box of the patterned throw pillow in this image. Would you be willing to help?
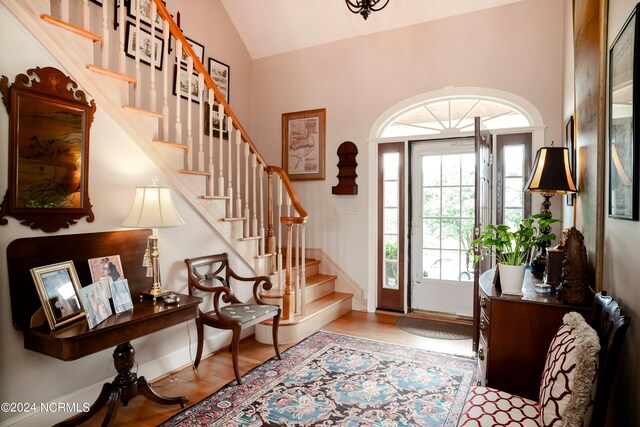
[538,312,600,427]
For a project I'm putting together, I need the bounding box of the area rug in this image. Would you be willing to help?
[160,331,476,427]
[396,317,473,340]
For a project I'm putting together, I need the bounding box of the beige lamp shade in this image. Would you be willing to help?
[121,185,184,228]
[524,146,577,195]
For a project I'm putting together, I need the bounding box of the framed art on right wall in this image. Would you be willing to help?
[608,3,640,220]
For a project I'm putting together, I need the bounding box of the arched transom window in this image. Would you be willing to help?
[380,97,531,138]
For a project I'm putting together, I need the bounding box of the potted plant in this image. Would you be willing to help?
[472,213,561,295]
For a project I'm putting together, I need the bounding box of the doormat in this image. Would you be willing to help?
[396,316,473,340]
[160,331,476,427]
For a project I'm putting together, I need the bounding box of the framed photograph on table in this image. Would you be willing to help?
[88,255,124,283]
[282,108,326,181]
[208,57,230,103]
[608,4,640,220]
[124,21,164,70]
[30,261,84,330]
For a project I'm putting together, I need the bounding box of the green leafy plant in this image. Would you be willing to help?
[471,213,561,266]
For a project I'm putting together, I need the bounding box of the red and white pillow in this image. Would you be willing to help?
[457,312,600,427]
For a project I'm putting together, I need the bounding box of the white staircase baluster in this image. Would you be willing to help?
[134,0,141,108]
[226,116,233,217]
[235,130,242,218]
[82,0,90,31]
[161,20,169,139]
[218,103,225,197]
[300,223,306,316]
[149,1,157,112]
[101,0,109,69]
[174,40,182,149]
[186,56,193,170]
[251,153,258,237]
[119,0,126,74]
[243,144,250,237]
[61,0,69,22]
[277,179,283,290]
[207,89,215,196]
[295,224,300,314]
[198,73,205,170]
[259,166,265,253]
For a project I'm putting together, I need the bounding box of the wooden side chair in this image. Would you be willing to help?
[457,291,630,427]
[185,253,282,384]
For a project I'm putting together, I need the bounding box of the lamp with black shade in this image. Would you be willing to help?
[524,143,577,273]
[121,178,184,300]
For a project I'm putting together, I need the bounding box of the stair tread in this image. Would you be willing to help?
[178,169,210,176]
[154,140,189,150]
[306,273,337,286]
[268,292,352,325]
[122,105,164,119]
[41,14,101,41]
[86,65,135,83]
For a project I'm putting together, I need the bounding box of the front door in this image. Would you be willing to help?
[472,117,493,351]
[410,138,476,316]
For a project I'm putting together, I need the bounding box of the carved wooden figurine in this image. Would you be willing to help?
[558,227,591,304]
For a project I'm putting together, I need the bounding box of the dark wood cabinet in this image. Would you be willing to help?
[477,269,592,400]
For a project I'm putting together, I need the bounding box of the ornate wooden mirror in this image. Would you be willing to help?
[0,66,95,232]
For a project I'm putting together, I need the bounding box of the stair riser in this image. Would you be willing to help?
[255,297,352,345]
[268,260,320,282]
[261,277,335,307]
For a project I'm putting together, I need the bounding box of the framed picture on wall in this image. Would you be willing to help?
[208,57,230,104]
[173,64,201,103]
[124,21,164,70]
[177,37,205,66]
[566,116,576,206]
[126,0,165,31]
[282,108,326,181]
[608,4,639,220]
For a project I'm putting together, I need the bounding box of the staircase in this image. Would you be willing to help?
[3,0,352,343]
[259,258,352,344]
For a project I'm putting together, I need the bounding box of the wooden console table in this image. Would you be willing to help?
[6,230,203,426]
[477,268,592,400]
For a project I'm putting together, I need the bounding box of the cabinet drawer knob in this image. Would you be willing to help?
[478,348,485,361]
[479,318,486,332]
[480,296,486,308]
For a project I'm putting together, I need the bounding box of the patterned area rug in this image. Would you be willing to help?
[160,331,476,427]
[396,317,473,340]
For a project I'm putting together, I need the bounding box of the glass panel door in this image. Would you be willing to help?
[410,139,475,316]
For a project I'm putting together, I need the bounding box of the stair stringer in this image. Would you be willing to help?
[2,0,263,272]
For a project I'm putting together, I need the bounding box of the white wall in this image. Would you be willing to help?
[250,0,564,307]
[601,1,640,425]
[0,2,255,425]
[562,0,639,424]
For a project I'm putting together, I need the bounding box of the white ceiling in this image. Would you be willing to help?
[220,0,524,59]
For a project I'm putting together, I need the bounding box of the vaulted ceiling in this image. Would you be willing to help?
[220,0,525,59]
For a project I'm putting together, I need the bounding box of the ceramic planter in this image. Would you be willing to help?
[498,263,525,295]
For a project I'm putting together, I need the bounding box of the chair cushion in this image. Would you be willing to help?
[211,304,279,324]
[457,386,540,426]
[538,312,600,427]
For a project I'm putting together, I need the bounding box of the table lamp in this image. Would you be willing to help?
[524,143,577,272]
[122,178,184,299]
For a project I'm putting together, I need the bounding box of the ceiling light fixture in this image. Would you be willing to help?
[345,0,390,20]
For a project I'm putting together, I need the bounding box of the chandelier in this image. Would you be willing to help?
[345,0,390,20]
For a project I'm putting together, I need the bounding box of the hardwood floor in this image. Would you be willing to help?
[79,311,474,426]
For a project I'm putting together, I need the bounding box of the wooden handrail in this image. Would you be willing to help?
[153,0,308,225]
[266,166,308,224]
[153,0,263,167]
